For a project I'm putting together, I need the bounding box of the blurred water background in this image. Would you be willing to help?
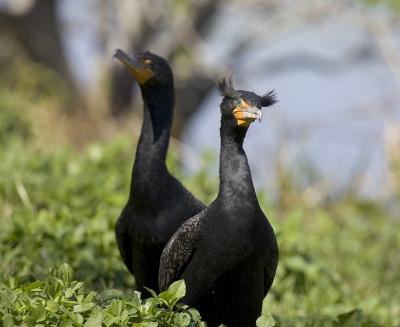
[1,0,400,202]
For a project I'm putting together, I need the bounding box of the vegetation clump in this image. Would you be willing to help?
[0,264,205,326]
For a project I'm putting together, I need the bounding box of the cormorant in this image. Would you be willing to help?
[159,77,279,326]
[113,49,205,292]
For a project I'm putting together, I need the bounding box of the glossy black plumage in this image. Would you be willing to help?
[114,51,205,292]
[159,79,279,326]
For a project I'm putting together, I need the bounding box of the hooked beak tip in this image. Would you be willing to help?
[113,48,122,59]
[113,48,136,66]
[258,110,263,122]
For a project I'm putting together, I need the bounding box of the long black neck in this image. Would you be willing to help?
[129,82,174,203]
[218,118,258,205]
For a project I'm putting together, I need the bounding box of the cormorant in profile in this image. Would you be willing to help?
[159,77,279,326]
[113,49,205,292]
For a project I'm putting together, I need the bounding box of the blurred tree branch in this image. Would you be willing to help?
[0,0,82,111]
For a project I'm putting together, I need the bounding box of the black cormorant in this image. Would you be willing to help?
[113,49,205,292]
[159,77,279,326]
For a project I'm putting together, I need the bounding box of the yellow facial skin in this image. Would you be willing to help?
[114,49,154,85]
[126,65,154,85]
[232,99,262,127]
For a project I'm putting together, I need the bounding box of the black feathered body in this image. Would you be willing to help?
[116,78,205,293]
[159,117,278,326]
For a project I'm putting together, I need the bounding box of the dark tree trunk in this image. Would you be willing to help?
[1,0,73,85]
[0,0,83,112]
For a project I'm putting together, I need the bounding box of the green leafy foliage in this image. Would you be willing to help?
[0,137,132,289]
[0,264,205,326]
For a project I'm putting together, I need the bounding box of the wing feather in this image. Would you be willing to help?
[159,210,206,290]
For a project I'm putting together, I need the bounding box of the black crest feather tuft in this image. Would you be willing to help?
[261,89,278,107]
[217,76,240,99]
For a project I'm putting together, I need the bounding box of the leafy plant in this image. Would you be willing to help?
[0,264,205,326]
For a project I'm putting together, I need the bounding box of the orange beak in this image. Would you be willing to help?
[114,48,154,84]
[233,100,262,127]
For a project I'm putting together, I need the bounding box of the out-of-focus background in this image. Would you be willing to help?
[2,0,400,201]
[1,0,400,325]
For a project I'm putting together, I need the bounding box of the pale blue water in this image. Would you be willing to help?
[182,9,400,199]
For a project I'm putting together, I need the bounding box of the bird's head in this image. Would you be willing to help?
[217,76,277,128]
[113,49,172,86]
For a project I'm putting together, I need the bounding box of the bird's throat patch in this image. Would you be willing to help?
[233,100,257,127]
[234,114,253,127]
[128,66,154,84]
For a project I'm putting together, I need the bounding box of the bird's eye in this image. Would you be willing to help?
[234,99,242,106]
[143,59,152,65]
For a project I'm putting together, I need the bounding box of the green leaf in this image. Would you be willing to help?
[131,291,142,308]
[64,288,74,298]
[72,282,84,291]
[2,289,17,306]
[23,280,42,292]
[174,312,191,326]
[73,303,95,313]
[167,280,186,301]
[46,300,60,313]
[75,313,84,324]
[142,297,158,314]
[334,309,364,327]
[187,308,202,321]
[59,320,74,327]
[132,323,158,327]
[30,304,47,322]
[158,290,172,303]
[256,315,276,327]
[84,291,97,303]
[57,263,74,283]
[108,300,123,316]
[144,286,158,298]
[84,311,103,327]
